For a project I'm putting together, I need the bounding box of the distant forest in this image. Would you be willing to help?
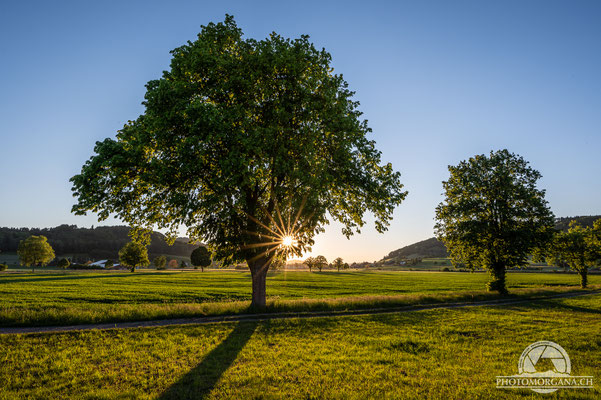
[0,225,198,262]
[382,215,601,261]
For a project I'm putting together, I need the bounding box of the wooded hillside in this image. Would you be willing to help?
[0,225,197,262]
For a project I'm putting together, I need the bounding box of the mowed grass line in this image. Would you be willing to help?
[1,294,599,399]
[1,270,600,327]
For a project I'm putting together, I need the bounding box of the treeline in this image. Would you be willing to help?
[0,225,197,261]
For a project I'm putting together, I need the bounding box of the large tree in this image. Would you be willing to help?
[17,235,55,273]
[70,16,406,307]
[435,149,554,294]
[544,220,601,288]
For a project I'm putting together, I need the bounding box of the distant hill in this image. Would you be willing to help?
[382,215,601,261]
[554,215,600,231]
[382,237,448,261]
[0,225,198,262]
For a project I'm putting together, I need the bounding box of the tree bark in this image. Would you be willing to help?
[579,268,588,289]
[249,259,269,309]
[487,262,508,295]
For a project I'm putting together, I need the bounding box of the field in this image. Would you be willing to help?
[2,270,600,399]
[1,291,599,399]
[1,270,600,327]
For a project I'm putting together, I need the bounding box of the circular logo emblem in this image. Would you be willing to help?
[518,341,571,393]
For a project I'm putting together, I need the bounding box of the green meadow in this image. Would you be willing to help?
[1,270,599,327]
[1,292,599,399]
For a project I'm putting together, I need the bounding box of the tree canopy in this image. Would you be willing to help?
[57,258,71,269]
[543,220,601,288]
[435,149,554,294]
[190,246,211,271]
[314,255,328,272]
[332,257,348,272]
[70,16,406,306]
[118,242,149,272]
[17,235,55,272]
[153,255,167,270]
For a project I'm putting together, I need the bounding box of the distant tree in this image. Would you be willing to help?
[168,259,178,269]
[315,255,328,272]
[304,256,317,272]
[17,235,55,273]
[57,258,71,270]
[69,16,407,308]
[269,254,286,271]
[191,247,212,272]
[154,255,167,270]
[543,221,601,288]
[332,257,346,272]
[435,150,554,294]
[118,242,149,272]
[105,259,114,268]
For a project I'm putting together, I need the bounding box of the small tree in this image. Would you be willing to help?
[105,259,114,268]
[544,221,600,288]
[332,257,345,272]
[435,150,554,294]
[57,258,71,270]
[315,255,328,272]
[118,242,149,272]
[304,256,317,272]
[154,255,167,270]
[191,247,212,272]
[168,259,178,269]
[17,235,55,273]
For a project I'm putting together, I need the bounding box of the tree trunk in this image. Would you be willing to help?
[579,268,588,288]
[487,262,508,295]
[249,259,269,309]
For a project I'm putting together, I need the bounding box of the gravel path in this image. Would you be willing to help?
[1,290,598,335]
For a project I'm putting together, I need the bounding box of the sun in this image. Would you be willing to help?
[282,235,295,247]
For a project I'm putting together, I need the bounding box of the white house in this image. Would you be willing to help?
[89,260,108,268]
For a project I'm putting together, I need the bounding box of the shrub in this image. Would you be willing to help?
[0,263,8,271]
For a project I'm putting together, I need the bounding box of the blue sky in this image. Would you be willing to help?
[1,1,600,262]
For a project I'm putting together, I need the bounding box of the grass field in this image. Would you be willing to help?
[1,270,599,327]
[1,292,599,399]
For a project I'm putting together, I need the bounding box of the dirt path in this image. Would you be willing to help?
[1,290,598,335]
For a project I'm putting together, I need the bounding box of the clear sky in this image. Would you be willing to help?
[1,1,600,262]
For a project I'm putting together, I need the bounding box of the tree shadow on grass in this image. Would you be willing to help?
[0,272,167,285]
[159,321,258,400]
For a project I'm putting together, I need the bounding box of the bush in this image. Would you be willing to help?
[441,267,450,272]
[0,263,7,271]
